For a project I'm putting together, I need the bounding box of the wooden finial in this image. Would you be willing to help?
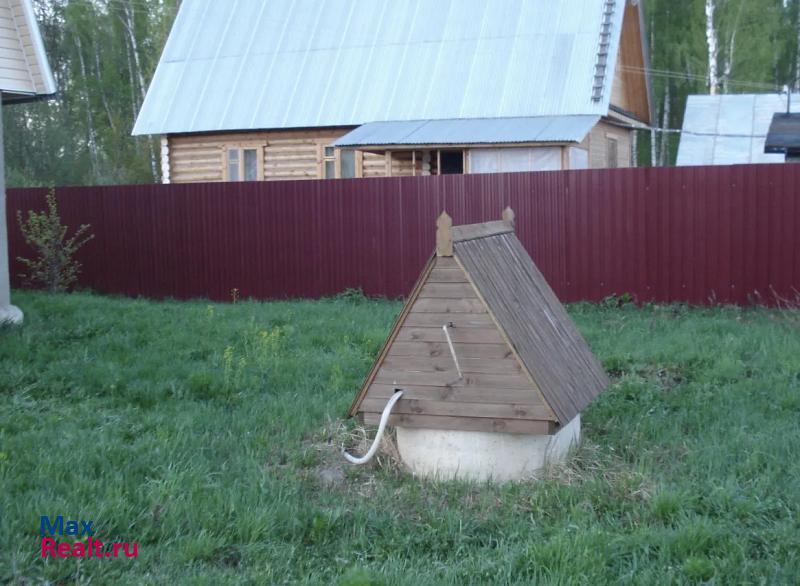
[436,211,453,257]
[502,207,515,227]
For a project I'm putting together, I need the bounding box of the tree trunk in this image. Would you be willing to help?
[120,1,159,180]
[705,0,719,95]
[93,37,117,133]
[723,30,737,93]
[74,33,100,178]
[796,1,800,90]
[123,35,138,124]
[660,85,671,167]
[651,127,658,167]
[649,14,658,167]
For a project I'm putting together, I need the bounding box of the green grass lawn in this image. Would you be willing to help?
[1,292,799,585]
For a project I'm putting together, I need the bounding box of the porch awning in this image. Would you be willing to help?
[333,115,600,148]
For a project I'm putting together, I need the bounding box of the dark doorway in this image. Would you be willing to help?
[440,150,464,175]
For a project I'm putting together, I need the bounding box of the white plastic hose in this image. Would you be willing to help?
[442,324,463,379]
[344,390,404,465]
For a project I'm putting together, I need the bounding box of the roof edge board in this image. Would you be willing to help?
[332,116,601,148]
[347,254,437,417]
[19,0,56,96]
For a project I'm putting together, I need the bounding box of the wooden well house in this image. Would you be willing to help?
[348,210,610,480]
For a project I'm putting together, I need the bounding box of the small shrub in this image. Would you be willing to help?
[336,288,367,304]
[16,190,94,292]
[602,293,634,308]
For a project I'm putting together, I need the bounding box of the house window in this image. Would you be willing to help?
[323,146,336,179]
[606,136,619,168]
[439,150,465,175]
[470,147,563,174]
[226,146,263,181]
[340,149,356,179]
[227,149,240,181]
[322,146,357,179]
[244,149,259,181]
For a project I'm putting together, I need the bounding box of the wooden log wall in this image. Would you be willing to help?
[168,128,350,183]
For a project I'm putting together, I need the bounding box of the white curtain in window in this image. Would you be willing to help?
[568,147,589,170]
[469,147,563,174]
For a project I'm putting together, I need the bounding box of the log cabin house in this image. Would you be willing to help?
[134,0,652,184]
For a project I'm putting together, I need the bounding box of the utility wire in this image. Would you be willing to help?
[619,65,780,92]
[606,117,769,139]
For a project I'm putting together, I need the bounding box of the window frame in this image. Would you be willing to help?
[223,142,265,182]
[339,148,357,179]
[322,145,337,179]
[605,134,620,169]
[321,145,362,179]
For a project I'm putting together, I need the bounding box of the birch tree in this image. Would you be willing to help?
[705,0,720,94]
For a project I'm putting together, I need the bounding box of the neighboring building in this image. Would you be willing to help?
[0,0,56,324]
[0,0,54,102]
[765,112,800,162]
[134,0,652,184]
[677,93,800,166]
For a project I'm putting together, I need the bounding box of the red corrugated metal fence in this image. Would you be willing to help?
[7,164,800,305]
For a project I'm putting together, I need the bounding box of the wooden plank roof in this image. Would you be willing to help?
[453,226,609,424]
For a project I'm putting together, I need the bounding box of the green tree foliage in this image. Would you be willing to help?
[16,189,94,292]
[3,0,179,186]
[642,0,800,165]
[3,0,800,181]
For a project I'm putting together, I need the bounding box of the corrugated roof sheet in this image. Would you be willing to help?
[677,94,800,166]
[332,115,600,147]
[133,0,625,136]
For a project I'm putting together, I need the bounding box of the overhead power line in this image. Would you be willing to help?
[619,65,779,92]
[606,118,768,139]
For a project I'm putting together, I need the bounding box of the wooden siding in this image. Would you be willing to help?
[610,50,628,113]
[168,119,629,183]
[362,151,387,178]
[13,0,43,89]
[169,135,441,182]
[613,2,650,123]
[0,0,34,93]
[364,412,555,435]
[168,128,352,183]
[353,256,556,434]
[584,119,633,169]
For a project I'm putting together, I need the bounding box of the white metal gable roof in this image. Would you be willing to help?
[133,0,626,136]
[677,94,800,166]
[0,0,56,99]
